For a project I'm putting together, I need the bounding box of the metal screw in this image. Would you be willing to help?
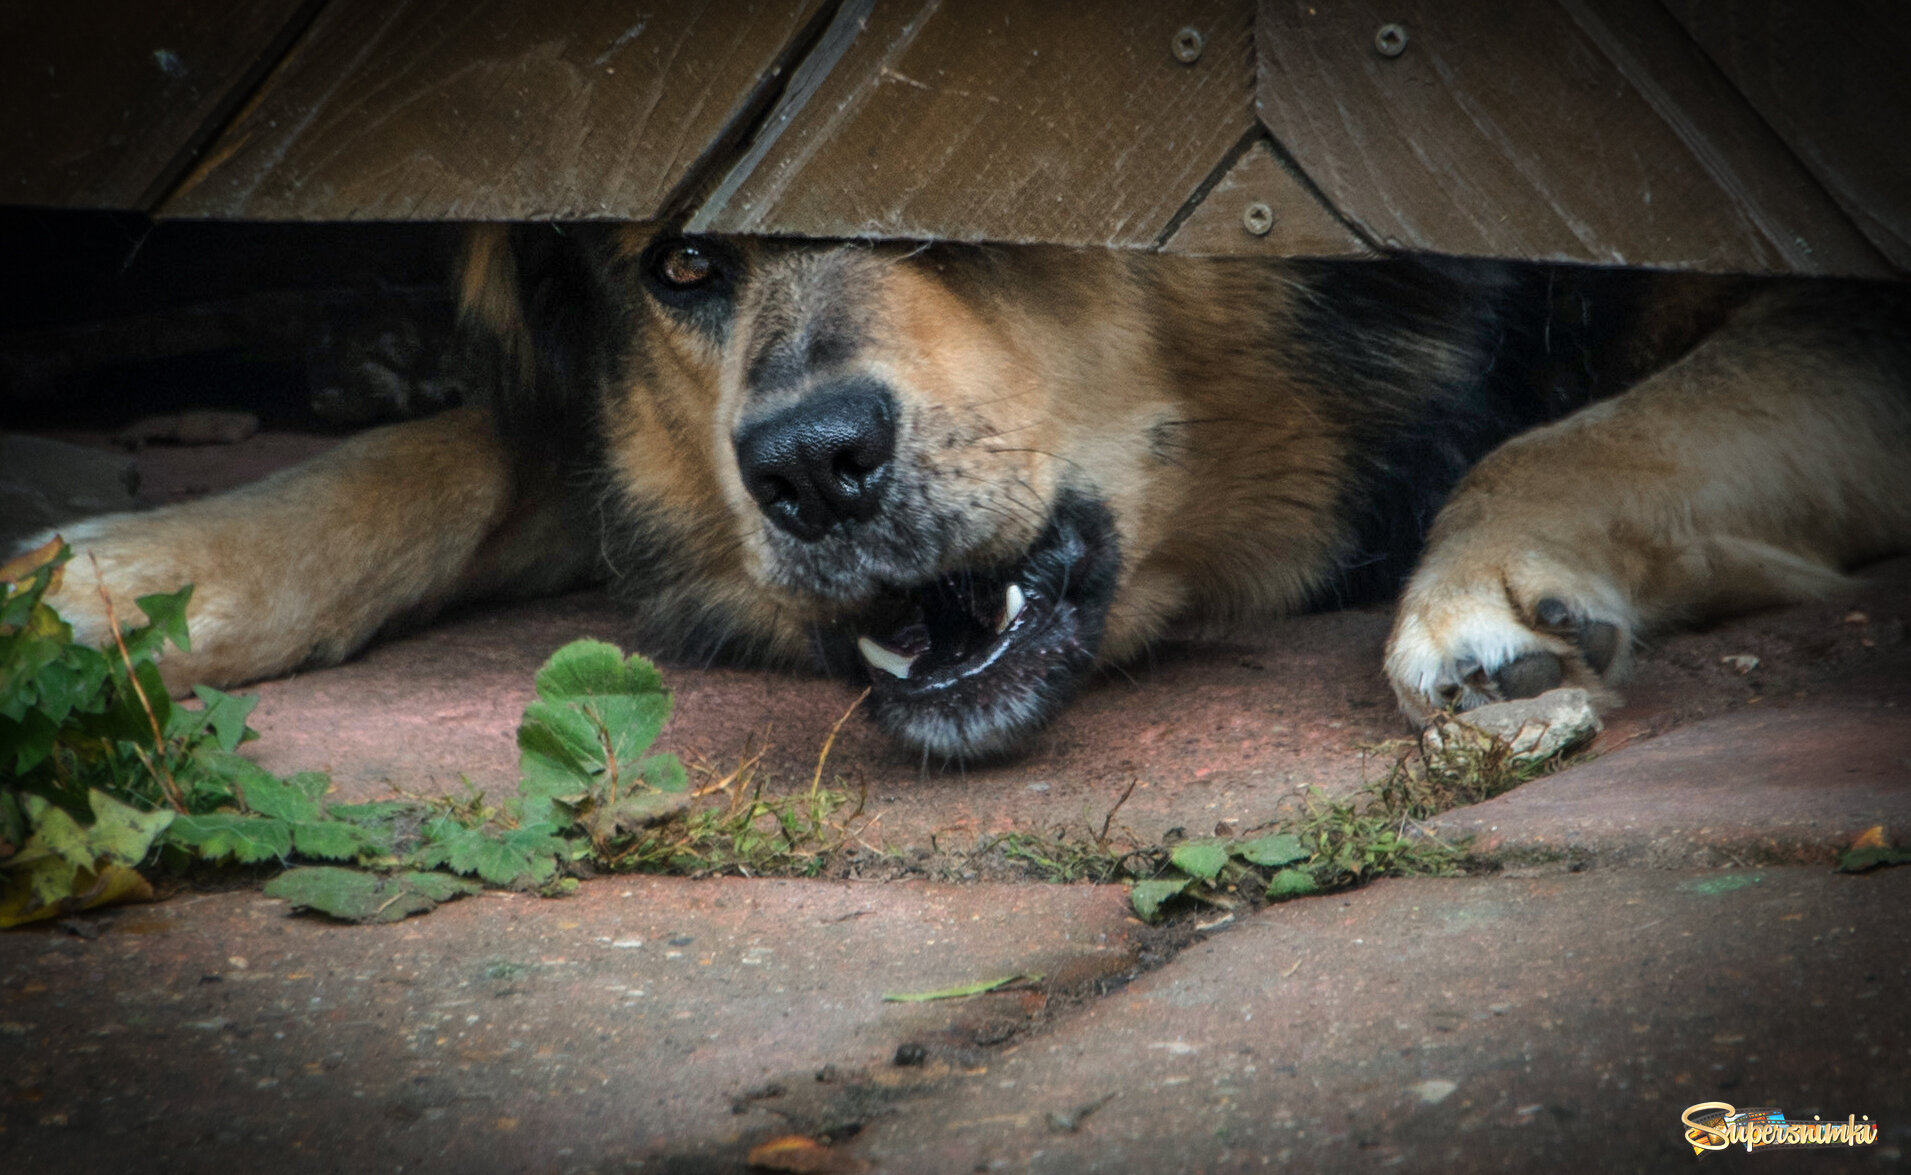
[1374,23,1409,57]
[1172,27,1204,64]
[1242,202,1274,236]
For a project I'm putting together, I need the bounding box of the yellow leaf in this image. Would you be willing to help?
[0,535,63,585]
[0,864,153,928]
[1849,825,1889,851]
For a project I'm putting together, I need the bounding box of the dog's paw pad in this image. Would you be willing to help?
[1530,595,1621,674]
[1492,650,1564,699]
[1386,578,1633,724]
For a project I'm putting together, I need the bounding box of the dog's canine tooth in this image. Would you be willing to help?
[857,635,917,680]
[997,583,1027,634]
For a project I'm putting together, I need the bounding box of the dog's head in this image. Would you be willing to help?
[463,225,1330,759]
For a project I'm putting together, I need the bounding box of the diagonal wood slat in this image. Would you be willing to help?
[690,0,1259,249]
[1254,0,1892,275]
[0,0,318,211]
[161,0,829,220]
[1663,0,1911,272]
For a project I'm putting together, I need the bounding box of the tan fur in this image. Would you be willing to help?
[39,409,582,691]
[34,231,1911,751]
[1386,287,1911,719]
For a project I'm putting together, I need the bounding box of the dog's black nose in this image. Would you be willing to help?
[734,381,896,541]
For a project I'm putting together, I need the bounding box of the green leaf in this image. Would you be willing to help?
[882,973,1043,1002]
[533,639,664,702]
[516,702,601,800]
[187,686,259,752]
[264,867,478,923]
[516,641,674,802]
[327,800,420,825]
[285,771,331,800]
[193,751,320,822]
[638,753,688,794]
[290,819,382,862]
[167,813,292,863]
[1169,839,1232,882]
[1,707,62,775]
[133,585,194,654]
[24,797,96,871]
[1234,832,1307,868]
[1129,876,1191,921]
[0,791,23,853]
[1266,868,1320,899]
[83,789,174,865]
[583,790,693,842]
[1837,845,1911,872]
[418,824,564,888]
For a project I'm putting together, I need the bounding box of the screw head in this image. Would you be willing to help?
[1242,202,1275,236]
[1374,23,1409,57]
[1172,27,1204,64]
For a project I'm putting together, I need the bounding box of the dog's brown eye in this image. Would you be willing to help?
[654,244,716,289]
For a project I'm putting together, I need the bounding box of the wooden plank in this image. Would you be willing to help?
[163,0,828,220]
[1162,140,1369,257]
[690,0,1258,248]
[1663,0,1911,272]
[0,0,316,210]
[1255,0,1891,275]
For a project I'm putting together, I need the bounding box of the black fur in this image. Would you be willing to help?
[1295,258,1727,607]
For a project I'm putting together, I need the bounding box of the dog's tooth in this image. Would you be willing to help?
[857,635,916,680]
[997,583,1027,634]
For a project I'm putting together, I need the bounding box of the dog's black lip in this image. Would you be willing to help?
[830,490,1120,759]
[872,579,1044,694]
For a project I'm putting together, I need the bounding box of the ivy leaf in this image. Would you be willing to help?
[83,789,174,865]
[171,686,258,752]
[131,585,194,655]
[0,708,62,776]
[1129,876,1191,922]
[1235,832,1307,868]
[265,867,478,924]
[1169,839,1232,883]
[193,750,321,822]
[21,797,96,870]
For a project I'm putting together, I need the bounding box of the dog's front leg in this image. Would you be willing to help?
[1385,287,1911,722]
[28,407,595,691]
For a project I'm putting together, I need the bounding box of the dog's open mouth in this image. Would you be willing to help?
[843,493,1120,760]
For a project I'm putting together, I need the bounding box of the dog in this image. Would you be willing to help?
[33,224,1911,760]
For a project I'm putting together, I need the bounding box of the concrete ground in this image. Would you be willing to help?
[4,434,1909,1173]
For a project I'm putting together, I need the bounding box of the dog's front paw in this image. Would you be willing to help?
[1384,551,1634,724]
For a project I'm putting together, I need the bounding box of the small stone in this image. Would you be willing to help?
[1423,688,1601,771]
[1412,1079,1458,1104]
[1720,654,1760,674]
